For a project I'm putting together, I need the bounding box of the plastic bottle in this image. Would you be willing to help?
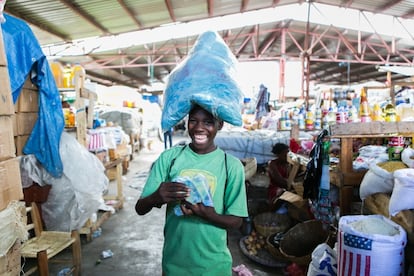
[68,108,76,127]
[305,109,314,130]
[50,61,64,88]
[372,103,384,121]
[384,101,397,122]
[298,113,305,130]
[359,87,371,122]
[63,65,72,88]
[347,105,358,123]
[314,107,322,129]
[70,64,85,88]
[327,107,336,126]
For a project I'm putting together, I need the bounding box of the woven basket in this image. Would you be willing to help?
[279,220,330,265]
[241,157,257,181]
[266,233,288,261]
[253,212,292,237]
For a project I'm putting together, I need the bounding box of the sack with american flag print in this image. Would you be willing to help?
[337,215,406,276]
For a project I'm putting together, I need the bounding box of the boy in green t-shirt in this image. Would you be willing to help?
[135,104,248,275]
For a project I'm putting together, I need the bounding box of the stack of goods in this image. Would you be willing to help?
[0,23,24,275]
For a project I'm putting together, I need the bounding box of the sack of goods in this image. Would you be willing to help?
[389,168,414,216]
[161,30,243,131]
[337,215,407,276]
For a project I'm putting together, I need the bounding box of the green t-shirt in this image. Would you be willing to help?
[141,145,248,275]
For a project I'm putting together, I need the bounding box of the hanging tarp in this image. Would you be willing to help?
[2,14,64,177]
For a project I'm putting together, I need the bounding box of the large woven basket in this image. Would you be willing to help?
[279,220,330,265]
[266,232,288,261]
[241,157,257,181]
[253,212,292,237]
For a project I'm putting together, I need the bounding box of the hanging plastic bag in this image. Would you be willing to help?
[307,243,337,276]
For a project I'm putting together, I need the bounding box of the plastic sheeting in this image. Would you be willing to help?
[20,133,109,231]
[2,14,64,177]
[161,31,243,131]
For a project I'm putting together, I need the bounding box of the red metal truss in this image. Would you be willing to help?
[82,24,414,70]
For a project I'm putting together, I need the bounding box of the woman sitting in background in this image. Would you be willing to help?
[267,143,290,204]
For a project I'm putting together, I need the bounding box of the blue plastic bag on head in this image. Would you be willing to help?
[161,31,243,131]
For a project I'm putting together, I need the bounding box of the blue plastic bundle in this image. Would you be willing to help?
[161,31,243,131]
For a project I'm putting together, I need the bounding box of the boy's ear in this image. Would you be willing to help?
[217,120,224,130]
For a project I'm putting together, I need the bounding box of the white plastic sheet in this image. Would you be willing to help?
[20,132,109,231]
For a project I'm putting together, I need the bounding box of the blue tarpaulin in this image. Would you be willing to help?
[2,14,64,178]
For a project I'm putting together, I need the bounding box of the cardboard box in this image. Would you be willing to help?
[0,158,23,211]
[0,67,14,115]
[0,116,16,161]
[14,135,29,156]
[22,76,38,90]
[0,25,7,66]
[11,114,16,137]
[14,112,38,136]
[15,88,39,112]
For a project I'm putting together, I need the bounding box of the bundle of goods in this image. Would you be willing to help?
[389,168,414,216]
[97,106,143,136]
[359,160,407,200]
[161,31,243,131]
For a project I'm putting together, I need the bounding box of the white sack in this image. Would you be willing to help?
[401,147,414,168]
[359,162,394,200]
[389,168,414,216]
[337,215,406,276]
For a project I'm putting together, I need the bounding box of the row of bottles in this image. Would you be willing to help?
[278,99,398,131]
[50,61,85,89]
[63,107,76,127]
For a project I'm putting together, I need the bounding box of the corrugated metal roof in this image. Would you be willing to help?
[4,0,414,88]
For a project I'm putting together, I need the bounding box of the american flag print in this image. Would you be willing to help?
[338,232,372,276]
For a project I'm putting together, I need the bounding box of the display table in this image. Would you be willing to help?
[330,121,414,215]
[103,158,124,210]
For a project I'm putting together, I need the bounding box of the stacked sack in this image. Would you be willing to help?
[360,146,414,216]
[161,31,243,131]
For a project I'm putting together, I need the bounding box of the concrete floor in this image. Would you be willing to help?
[41,134,287,276]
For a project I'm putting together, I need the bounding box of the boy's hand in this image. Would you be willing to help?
[156,182,190,205]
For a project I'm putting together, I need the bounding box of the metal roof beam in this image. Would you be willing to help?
[241,0,249,12]
[374,0,404,14]
[208,0,214,17]
[117,0,143,28]
[165,0,176,22]
[4,9,70,41]
[60,0,110,35]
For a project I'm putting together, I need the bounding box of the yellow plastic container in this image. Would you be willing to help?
[63,65,72,88]
[50,62,64,88]
[70,64,85,88]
